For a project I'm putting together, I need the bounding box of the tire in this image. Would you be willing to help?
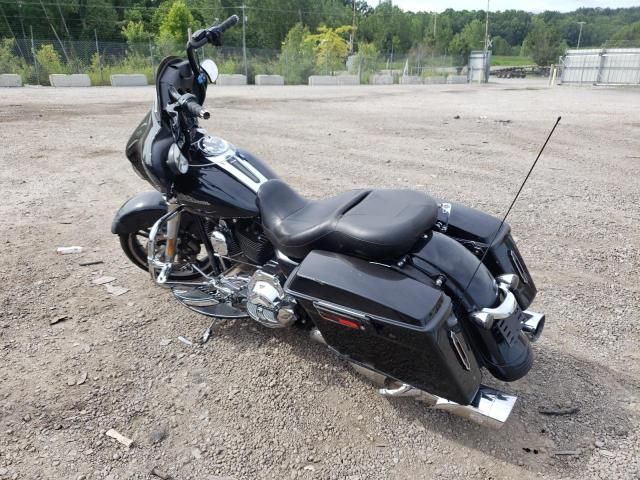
[118,227,213,281]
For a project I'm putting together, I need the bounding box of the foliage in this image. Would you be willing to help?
[305,24,353,74]
[122,21,152,56]
[448,19,485,62]
[523,18,565,66]
[279,23,315,85]
[35,44,67,84]
[352,42,380,83]
[0,39,29,79]
[607,21,640,47]
[491,55,534,67]
[88,52,154,86]
[491,36,512,56]
[159,0,194,44]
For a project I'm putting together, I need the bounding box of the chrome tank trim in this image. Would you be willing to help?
[201,139,269,193]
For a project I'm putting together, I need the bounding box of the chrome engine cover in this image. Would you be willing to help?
[246,268,296,328]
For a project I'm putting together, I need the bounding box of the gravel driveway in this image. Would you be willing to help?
[0,80,638,480]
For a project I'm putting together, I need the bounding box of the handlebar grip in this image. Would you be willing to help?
[216,14,239,33]
[185,100,210,120]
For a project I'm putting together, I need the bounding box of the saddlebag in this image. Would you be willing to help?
[436,202,537,309]
[285,250,482,405]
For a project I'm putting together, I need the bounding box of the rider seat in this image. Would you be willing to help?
[257,179,438,261]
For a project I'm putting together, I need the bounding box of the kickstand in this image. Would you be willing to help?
[200,319,217,344]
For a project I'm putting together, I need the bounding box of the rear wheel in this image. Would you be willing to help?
[119,226,213,281]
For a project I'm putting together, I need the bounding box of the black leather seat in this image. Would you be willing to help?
[257,179,438,260]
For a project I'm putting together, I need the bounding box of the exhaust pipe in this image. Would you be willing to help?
[311,328,517,428]
[522,310,545,342]
[380,383,517,429]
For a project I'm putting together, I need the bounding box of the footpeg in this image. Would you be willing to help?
[157,264,172,284]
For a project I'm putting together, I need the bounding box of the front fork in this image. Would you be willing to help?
[148,201,183,284]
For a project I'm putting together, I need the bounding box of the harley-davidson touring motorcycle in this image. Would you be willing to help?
[112,15,545,428]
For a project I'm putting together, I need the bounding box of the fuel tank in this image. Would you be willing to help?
[173,148,279,219]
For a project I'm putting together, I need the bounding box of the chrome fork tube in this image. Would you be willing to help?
[164,202,182,261]
[148,203,184,285]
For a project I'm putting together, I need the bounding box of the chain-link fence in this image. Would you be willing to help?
[1,36,468,86]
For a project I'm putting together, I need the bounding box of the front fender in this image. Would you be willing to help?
[111,191,167,235]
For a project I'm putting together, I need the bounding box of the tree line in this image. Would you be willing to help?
[1,0,639,73]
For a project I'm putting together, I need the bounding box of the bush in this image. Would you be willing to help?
[0,39,30,81]
[279,23,316,84]
[88,53,154,86]
[35,44,67,84]
[352,42,380,84]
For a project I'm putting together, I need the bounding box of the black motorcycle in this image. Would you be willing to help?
[112,15,545,428]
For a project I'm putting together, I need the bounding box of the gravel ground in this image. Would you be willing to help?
[0,80,638,480]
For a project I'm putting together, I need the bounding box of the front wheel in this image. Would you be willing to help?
[119,226,213,281]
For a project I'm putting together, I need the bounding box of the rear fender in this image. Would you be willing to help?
[409,232,498,312]
[111,191,167,235]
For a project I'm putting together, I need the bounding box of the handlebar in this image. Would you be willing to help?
[168,86,210,120]
[217,14,240,33]
[187,15,239,75]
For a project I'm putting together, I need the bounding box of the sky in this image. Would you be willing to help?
[384,0,640,13]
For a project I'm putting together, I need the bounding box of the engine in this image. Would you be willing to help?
[246,262,297,328]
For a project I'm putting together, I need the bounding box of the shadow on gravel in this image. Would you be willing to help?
[212,320,637,477]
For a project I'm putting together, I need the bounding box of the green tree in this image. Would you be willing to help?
[159,0,194,43]
[353,41,380,83]
[0,39,28,78]
[278,23,316,84]
[448,19,485,61]
[607,21,640,47]
[122,21,152,56]
[523,18,565,66]
[305,24,353,74]
[491,36,512,55]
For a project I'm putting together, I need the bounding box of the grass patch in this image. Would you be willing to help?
[492,56,534,67]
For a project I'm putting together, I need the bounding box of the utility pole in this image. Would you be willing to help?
[241,4,248,79]
[94,29,102,85]
[484,0,490,53]
[433,12,437,39]
[576,21,586,49]
[31,25,39,85]
[349,0,356,54]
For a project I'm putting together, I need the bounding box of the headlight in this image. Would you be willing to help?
[167,143,189,175]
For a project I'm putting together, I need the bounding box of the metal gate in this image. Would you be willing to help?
[560,48,640,85]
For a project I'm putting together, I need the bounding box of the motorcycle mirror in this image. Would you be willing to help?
[201,59,219,83]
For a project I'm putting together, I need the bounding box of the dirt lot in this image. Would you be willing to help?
[0,80,638,480]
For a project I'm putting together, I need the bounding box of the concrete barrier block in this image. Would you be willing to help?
[49,74,91,87]
[370,74,393,85]
[0,74,22,87]
[255,74,284,86]
[337,75,359,85]
[446,75,468,84]
[423,76,446,84]
[308,75,339,86]
[110,74,148,86]
[216,74,247,86]
[399,75,422,85]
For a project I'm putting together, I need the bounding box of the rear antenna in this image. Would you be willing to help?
[463,116,562,292]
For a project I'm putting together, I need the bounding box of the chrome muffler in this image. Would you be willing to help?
[522,310,545,342]
[379,382,517,429]
[309,328,517,428]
